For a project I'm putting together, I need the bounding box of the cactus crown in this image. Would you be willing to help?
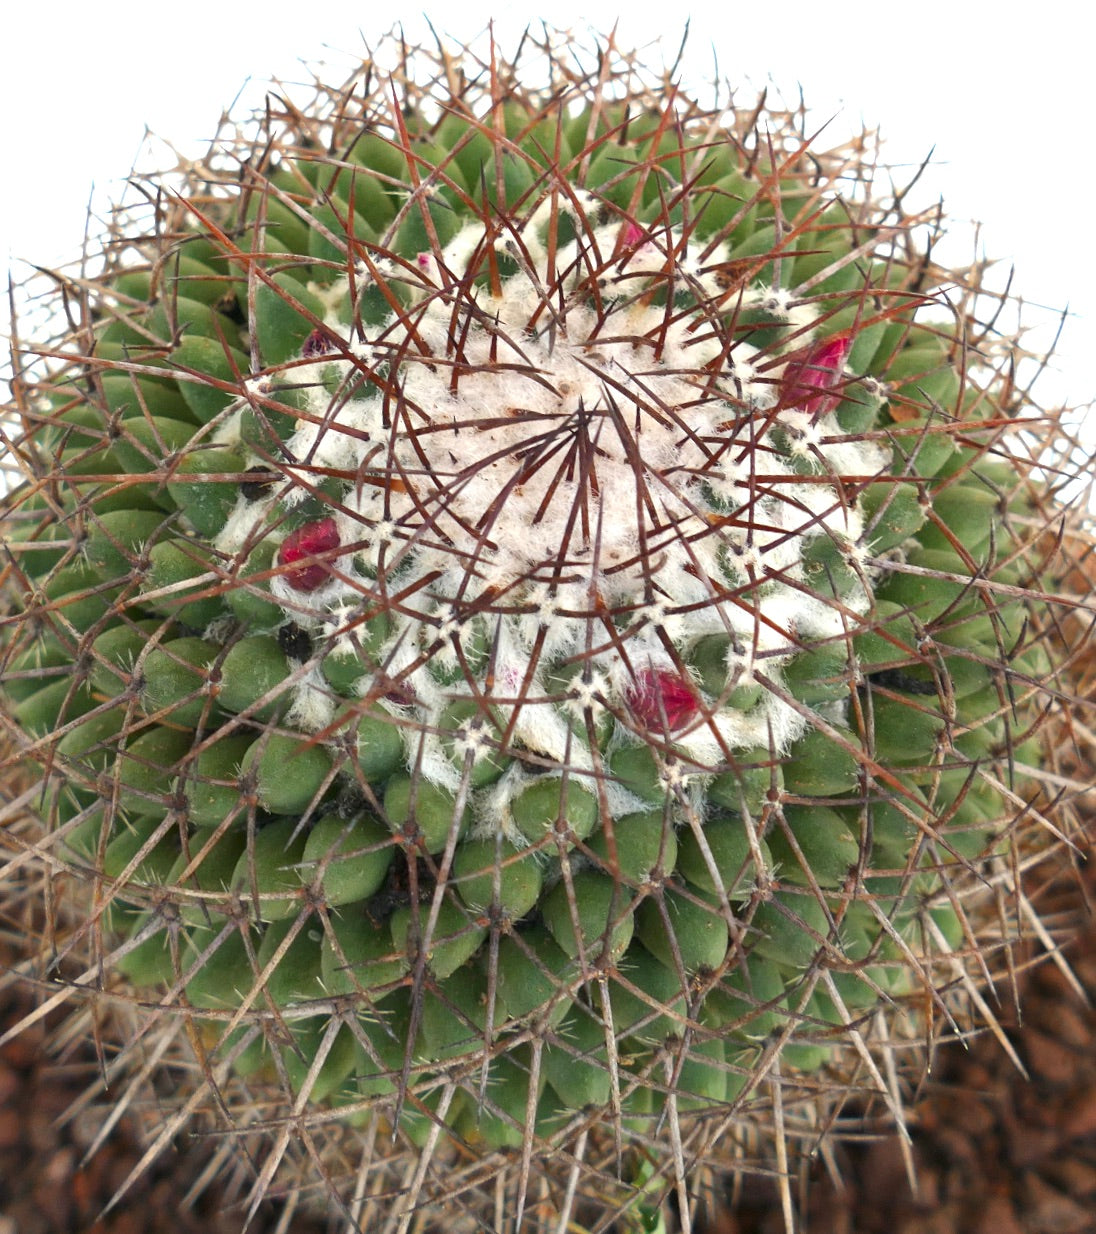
[0,26,1089,1234]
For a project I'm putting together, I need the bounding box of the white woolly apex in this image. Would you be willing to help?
[786,419,823,460]
[747,284,818,336]
[225,205,890,813]
[561,667,612,716]
[747,284,794,321]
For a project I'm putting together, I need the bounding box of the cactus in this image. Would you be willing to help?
[0,27,1090,1234]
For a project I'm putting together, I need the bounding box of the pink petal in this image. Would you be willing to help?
[278,517,342,592]
[626,668,700,732]
[779,334,854,416]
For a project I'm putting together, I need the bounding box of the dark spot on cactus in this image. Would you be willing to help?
[335,783,370,818]
[241,474,279,501]
[862,667,939,696]
[214,290,246,324]
[238,764,258,795]
[301,327,337,358]
[277,621,314,661]
[365,851,419,922]
[382,678,419,707]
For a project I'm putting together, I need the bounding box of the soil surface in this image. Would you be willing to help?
[0,991,322,1234]
[2,855,1093,1234]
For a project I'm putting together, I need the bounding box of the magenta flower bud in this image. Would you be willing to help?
[620,220,647,249]
[778,333,853,416]
[277,517,342,591]
[625,667,700,733]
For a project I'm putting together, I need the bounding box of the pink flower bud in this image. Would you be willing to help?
[778,334,853,416]
[620,220,647,249]
[277,517,342,592]
[625,667,699,733]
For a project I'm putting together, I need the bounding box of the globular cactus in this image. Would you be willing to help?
[1,27,1091,1234]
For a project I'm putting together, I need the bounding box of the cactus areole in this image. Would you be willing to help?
[0,28,1078,1232]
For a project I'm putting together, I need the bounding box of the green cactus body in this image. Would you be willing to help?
[0,28,1079,1234]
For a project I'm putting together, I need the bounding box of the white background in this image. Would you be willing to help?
[1,1,1092,417]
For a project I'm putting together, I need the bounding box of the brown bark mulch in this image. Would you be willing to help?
[0,989,324,1234]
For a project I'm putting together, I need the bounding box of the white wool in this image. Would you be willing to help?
[409,729,462,792]
[213,491,274,556]
[218,210,888,822]
[285,665,338,734]
[472,770,527,845]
